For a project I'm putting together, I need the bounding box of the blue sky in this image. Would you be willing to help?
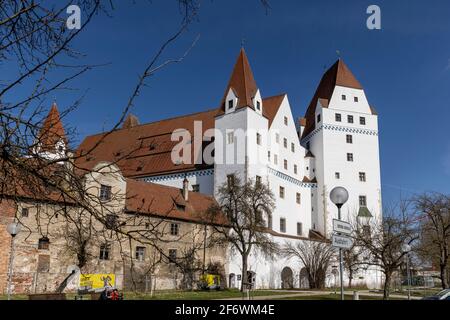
[8,0,450,202]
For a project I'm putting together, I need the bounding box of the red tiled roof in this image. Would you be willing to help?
[301,59,364,139]
[262,94,286,127]
[219,48,258,112]
[76,94,285,178]
[125,179,225,224]
[37,103,67,151]
[75,109,217,177]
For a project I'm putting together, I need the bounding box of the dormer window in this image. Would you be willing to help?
[354,96,359,102]
[100,184,112,201]
[228,100,233,110]
[256,101,261,111]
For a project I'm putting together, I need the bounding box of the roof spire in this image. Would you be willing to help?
[220,48,258,110]
[37,102,67,151]
[301,59,364,139]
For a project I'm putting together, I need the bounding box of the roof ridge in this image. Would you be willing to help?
[83,107,218,139]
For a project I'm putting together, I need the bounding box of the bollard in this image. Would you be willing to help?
[353,291,359,300]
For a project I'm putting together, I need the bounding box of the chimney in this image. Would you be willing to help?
[182,177,189,201]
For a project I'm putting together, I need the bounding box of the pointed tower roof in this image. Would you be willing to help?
[220,48,258,110]
[301,59,364,139]
[123,114,140,129]
[37,102,67,151]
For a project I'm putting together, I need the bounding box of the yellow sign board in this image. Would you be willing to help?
[79,274,115,289]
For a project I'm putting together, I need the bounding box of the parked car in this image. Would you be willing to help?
[422,289,450,300]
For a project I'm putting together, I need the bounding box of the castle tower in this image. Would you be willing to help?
[214,48,268,194]
[33,102,68,161]
[300,59,381,237]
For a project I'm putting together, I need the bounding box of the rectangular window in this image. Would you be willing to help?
[170,223,179,236]
[99,243,111,260]
[335,113,342,122]
[280,218,286,233]
[192,184,200,192]
[228,100,233,110]
[346,134,353,144]
[99,184,112,201]
[291,143,295,153]
[38,238,50,250]
[168,249,177,263]
[347,153,354,162]
[256,133,261,145]
[354,96,359,102]
[359,172,366,182]
[284,116,288,125]
[284,159,288,170]
[135,246,145,261]
[274,154,278,165]
[21,208,29,217]
[268,151,271,162]
[348,115,354,123]
[283,138,287,148]
[105,214,117,230]
[335,172,340,179]
[227,131,234,144]
[342,94,347,101]
[296,193,301,204]
[275,133,280,143]
[279,186,285,199]
[359,196,367,207]
[297,222,303,236]
[317,114,321,123]
[256,101,261,110]
[294,165,298,175]
[360,117,366,125]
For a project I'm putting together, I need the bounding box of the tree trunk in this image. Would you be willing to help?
[348,271,353,289]
[383,271,392,300]
[241,254,248,292]
[439,263,448,290]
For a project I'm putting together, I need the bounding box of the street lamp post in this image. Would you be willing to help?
[402,243,412,301]
[330,186,349,301]
[6,221,22,301]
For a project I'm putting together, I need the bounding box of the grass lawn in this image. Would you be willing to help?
[274,294,401,300]
[0,294,28,300]
[124,289,285,300]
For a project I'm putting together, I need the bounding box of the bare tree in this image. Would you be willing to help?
[342,243,366,289]
[412,193,450,289]
[206,176,277,291]
[1,0,272,294]
[353,203,418,300]
[282,240,334,289]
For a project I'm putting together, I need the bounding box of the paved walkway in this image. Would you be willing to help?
[217,290,421,300]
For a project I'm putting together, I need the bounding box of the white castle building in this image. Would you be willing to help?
[76,49,383,289]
